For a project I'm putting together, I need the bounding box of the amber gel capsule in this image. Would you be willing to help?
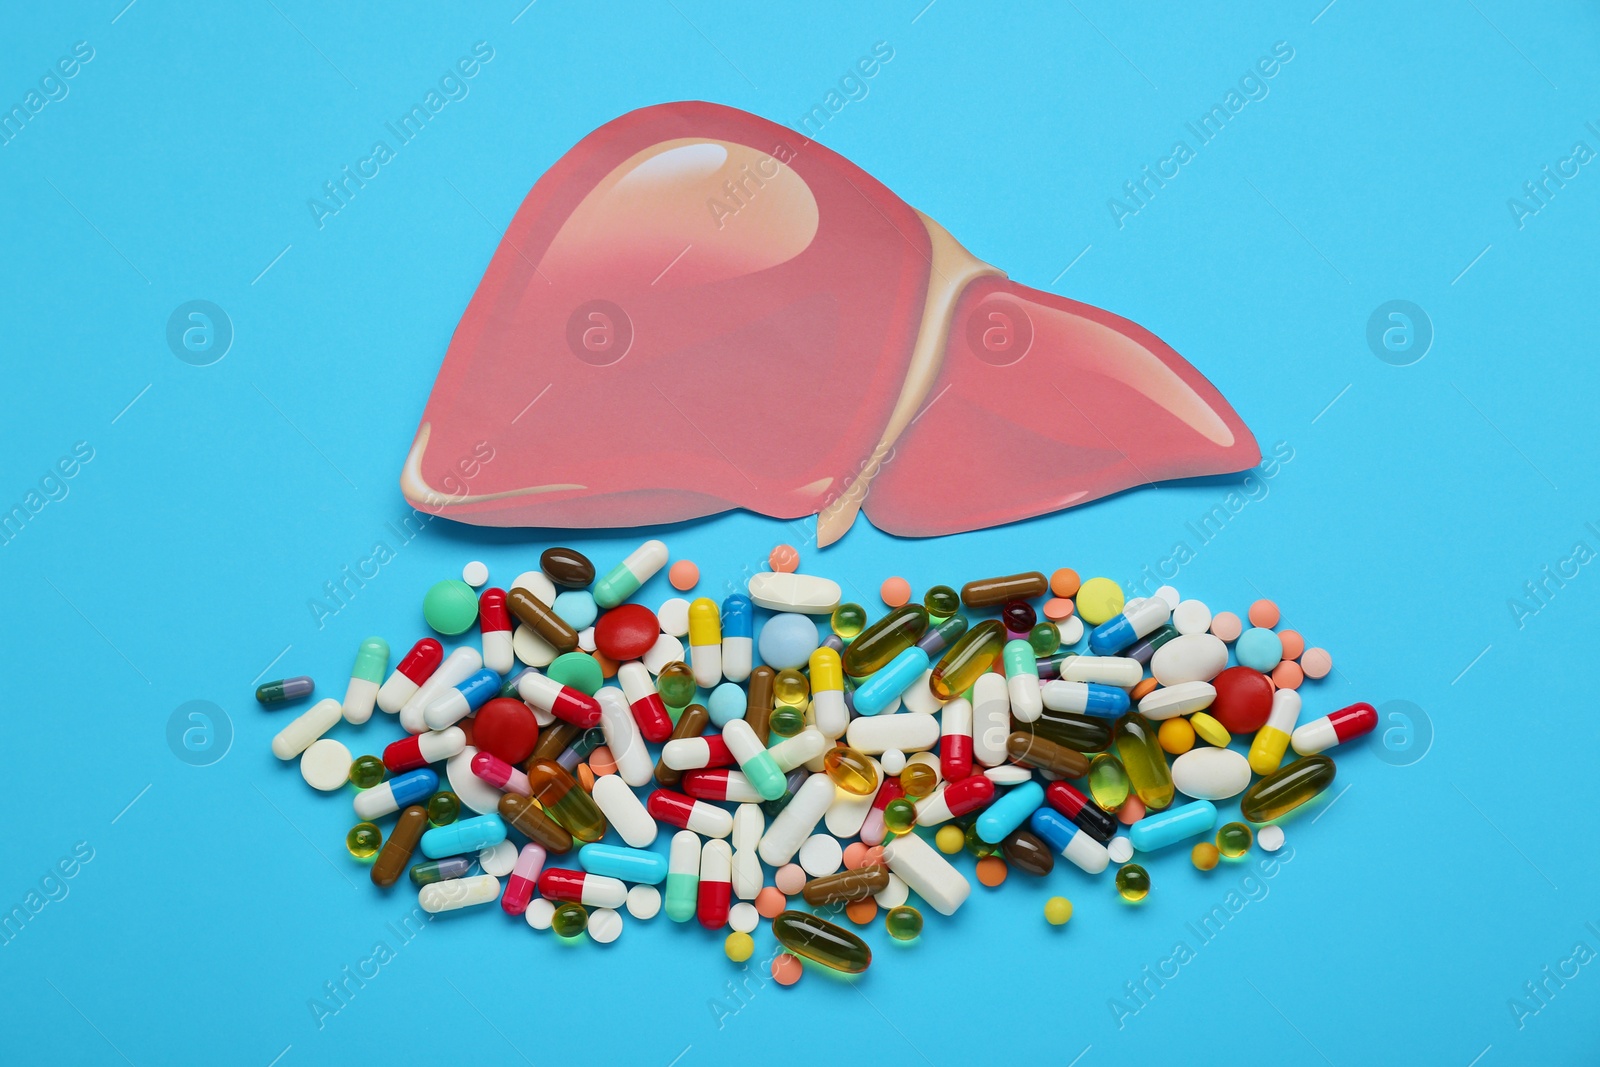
[533,721,581,763]
[527,758,607,842]
[498,793,573,854]
[842,605,929,677]
[746,667,776,744]
[801,865,890,906]
[1113,712,1174,810]
[1005,731,1089,778]
[772,910,872,973]
[960,571,1047,609]
[1025,709,1113,753]
[930,620,1005,701]
[654,704,710,788]
[506,587,579,653]
[371,806,428,887]
[1240,755,1336,823]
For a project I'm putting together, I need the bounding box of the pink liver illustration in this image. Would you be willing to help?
[402,101,1259,544]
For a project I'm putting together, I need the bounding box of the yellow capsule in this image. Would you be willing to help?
[1240,756,1335,823]
[1247,691,1300,776]
[929,620,1005,701]
[809,646,843,694]
[526,758,608,842]
[687,597,721,646]
[1112,713,1174,810]
[823,747,879,795]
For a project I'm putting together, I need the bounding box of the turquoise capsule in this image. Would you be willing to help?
[1002,639,1039,679]
[1127,800,1217,852]
[593,539,668,609]
[351,637,389,683]
[976,780,1045,844]
[578,843,668,885]
[419,814,507,859]
[664,830,699,922]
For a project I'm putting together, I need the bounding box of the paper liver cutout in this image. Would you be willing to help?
[401,101,1259,544]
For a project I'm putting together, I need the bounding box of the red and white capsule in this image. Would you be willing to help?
[682,769,763,803]
[517,670,602,728]
[536,868,627,909]
[1291,701,1379,755]
[660,734,735,771]
[646,789,734,838]
[697,839,732,930]
[382,726,465,773]
[617,661,673,743]
[478,588,515,675]
[914,775,995,827]
[376,638,443,714]
[940,697,973,782]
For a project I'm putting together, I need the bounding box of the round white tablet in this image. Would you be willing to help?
[1258,825,1285,852]
[587,907,623,944]
[299,739,352,791]
[509,570,556,605]
[879,749,907,776]
[657,598,691,637]
[462,560,489,587]
[525,898,556,930]
[513,624,558,668]
[1153,585,1181,611]
[1172,599,1213,636]
[874,872,909,908]
[446,746,504,814]
[478,840,517,877]
[1108,836,1134,863]
[1059,615,1085,645]
[728,902,759,933]
[798,834,843,877]
[642,633,684,674]
[626,885,661,920]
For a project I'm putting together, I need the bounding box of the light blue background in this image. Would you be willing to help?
[3,1,1597,1064]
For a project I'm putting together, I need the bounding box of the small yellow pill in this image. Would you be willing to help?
[1191,841,1220,871]
[935,824,966,854]
[725,932,754,962]
[1074,577,1125,626]
[1158,717,1195,755]
[1189,712,1232,747]
[1044,896,1073,925]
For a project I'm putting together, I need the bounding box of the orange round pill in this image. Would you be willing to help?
[1043,597,1076,621]
[1300,647,1333,679]
[1130,677,1159,701]
[774,863,807,895]
[1050,568,1081,598]
[845,898,878,924]
[1117,796,1145,824]
[861,845,886,868]
[1271,661,1304,690]
[769,545,800,573]
[771,953,803,986]
[880,577,911,607]
[587,746,617,776]
[1248,599,1280,628]
[668,560,699,591]
[975,856,1008,887]
[592,650,619,679]
[754,886,787,918]
[1210,611,1243,642]
[842,842,869,870]
[1278,629,1306,660]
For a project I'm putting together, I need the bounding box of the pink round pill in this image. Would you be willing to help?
[1043,597,1076,621]
[1300,647,1332,679]
[774,863,807,895]
[1248,599,1280,628]
[769,545,799,573]
[1210,611,1243,642]
[880,577,911,608]
[842,842,869,870]
[1117,796,1145,825]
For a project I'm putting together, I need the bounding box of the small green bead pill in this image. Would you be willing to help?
[1217,822,1253,858]
[1028,622,1061,657]
[427,791,460,826]
[346,823,382,859]
[348,755,386,789]
[1116,863,1150,902]
[768,705,804,738]
[884,905,923,941]
[883,798,917,835]
[656,661,695,708]
[551,902,589,938]
[423,579,479,635]
[831,603,868,640]
[922,584,961,618]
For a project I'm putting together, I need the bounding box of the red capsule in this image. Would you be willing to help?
[941,774,996,818]
[698,841,732,930]
[478,588,512,634]
[395,638,444,683]
[682,769,759,803]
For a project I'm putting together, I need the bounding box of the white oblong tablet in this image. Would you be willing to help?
[747,571,841,614]
[883,831,970,916]
[1151,633,1229,686]
[1108,836,1134,864]
[587,907,624,944]
[419,874,500,913]
[846,712,939,754]
[798,834,844,877]
[729,901,760,933]
[657,598,691,637]
[513,624,558,668]
[900,668,946,714]
[984,764,1033,786]
[446,746,504,814]
[272,698,343,760]
[874,872,909,909]
[593,773,657,847]
[299,737,352,790]
[462,561,489,587]
[1172,599,1212,636]
[510,570,556,605]
[479,840,518,877]
[626,884,661,919]
[525,897,556,930]
[1170,747,1252,800]
[642,633,684,675]
[1138,681,1216,720]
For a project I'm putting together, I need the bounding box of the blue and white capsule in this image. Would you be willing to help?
[720,594,754,683]
[1041,679,1129,718]
[578,842,669,884]
[424,667,502,731]
[1003,639,1043,723]
[1127,800,1217,852]
[1029,806,1111,874]
[353,768,438,820]
[851,615,967,716]
[1089,598,1172,656]
[976,779,1044,844]
[420,813,508,859]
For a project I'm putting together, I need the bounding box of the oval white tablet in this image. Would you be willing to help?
[299,737,352,790]
[747,572,841,614]
[1108,837,1134,864]
[1151,633,1229,685]
[478,840,518,876]
[446,746,504,814]
[1170,747,1252,800]
[1138,680,1217,720]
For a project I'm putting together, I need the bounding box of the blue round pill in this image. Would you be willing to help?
[758,612,820,670]
[707,682,746,727]
[552,590,598,632]
[1234,627,1283,672]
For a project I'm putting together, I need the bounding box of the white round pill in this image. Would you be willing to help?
[509,570,556,605]
[478,840,517,877]
[1059,615,1085,645]
[642,633,684,675]
[728,902,759,933]
[525,898,556,930]
[587,907,623,944]
[879,749,907,776]
[626,885,661,920]
[798,834,843,877]
[462,560,489,587]
[300,739,352,791]
[1258,825,1285,852]
[512,624,558,668]
[1108,836,1134,863]
[1154,585,1181,611]
[874,872,909,908]
[657,598,691,637]
[577,626,597,653]
[1172,599,1213,637]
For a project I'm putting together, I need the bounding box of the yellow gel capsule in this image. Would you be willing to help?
[1087,753,1130,812]
[823,747,879,795]
[841,605,928,677]
[1240,756,1335,823]
[687,597,721,646]
[929,620,1005,701]
[773,669,809,706]
[898,761,938,799]
[1112,713,1174,810]
[809,646,843,694]
[772,910,872,973]
[526,758,608,842]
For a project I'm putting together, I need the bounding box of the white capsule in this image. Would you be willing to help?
[1138,680,1217,720]
[400,647,482,734]
[271,698,343,760]
[811,689,849,740]
[1057,655,1142,687]
[746,571,841,614]
[596,686,653,787]
[846,712,939,754]
[769,727,827,772]
[882,830,970,915]
[415,727,466,764]
[758,773,835,866]
[418,874,500,913]
[691,642,722,690]
[1008,672,1043,724]
[592,774,657,847]
[342,676,381,726]
[722,635,753,684]
[971,675,1011,767]
[482,629,515,676]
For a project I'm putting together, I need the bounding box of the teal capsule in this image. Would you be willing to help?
[579,843,668,884]
[351,637,389,683]
[1003,639,1038,678]
[665,830,700,922]
[256,676,313,704]
[409,856,471,886]
[419,814,506,859]
[594,539,668,609]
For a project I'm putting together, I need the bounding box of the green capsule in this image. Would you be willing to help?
[831,603,868,640]
[1240,756,1336,823]
[255,676,313,704]
[884,905,923,941]
[351,636,389,684]
[1028,622,1061,657]
[1003,638,1039,679]
[551,902,588,938]
[665,831,699,922]
[1087,754,1131,811]
[922,585,961,619]
[1113,712,1174,809]
[930,620,1005,701]
[348,754,386,789]
[842,605,929,676]
[772,910,872,973]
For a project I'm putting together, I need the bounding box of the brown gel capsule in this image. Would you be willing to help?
[961,572,1048,609]
[1002,827,1055,876]
[506,587,579,653]
[498,793,573,854]
[1024,710,1113,753]
[801,864,890,906]
[746,667,776,745]
[540,547,595,589]
[1006,731,1090,778]
[371,805,428,887]
[533,721,581,764]
[655,703,710,787]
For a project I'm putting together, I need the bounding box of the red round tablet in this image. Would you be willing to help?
[593,603,660,662]
[471,698,539,764]
[1209,666,1274,734]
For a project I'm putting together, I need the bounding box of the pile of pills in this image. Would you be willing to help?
[259,543,1374,982]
